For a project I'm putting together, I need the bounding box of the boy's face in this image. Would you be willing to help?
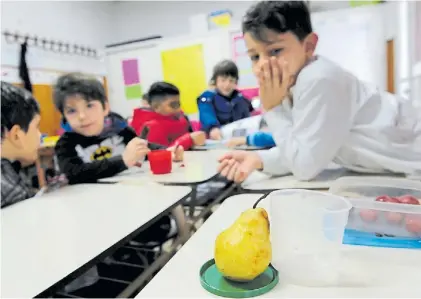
[7,114,41,163]
[153,95,181,116]
[63,95,110,136]
[244,29,318,84]
[215,75,237,97]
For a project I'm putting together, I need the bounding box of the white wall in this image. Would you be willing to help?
[1,1,115,83]
[110,1,253,43]
[0,0,405,96]
[109,1,351,43]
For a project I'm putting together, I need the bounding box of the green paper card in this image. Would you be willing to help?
[350,0,382,7]
[125,84,142,100]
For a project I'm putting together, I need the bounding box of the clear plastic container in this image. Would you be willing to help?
[269,189,352,286]
[329,177,421,241]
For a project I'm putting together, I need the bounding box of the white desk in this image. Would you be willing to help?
[194,145,264,151]
[1,184,191,298]
[243,169,405,191]
[194,143,264,151]
[99,150,228,185]
[138,194,421,298]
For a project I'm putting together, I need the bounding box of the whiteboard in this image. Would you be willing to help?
[312,5,386,90]
[105,30,232,118]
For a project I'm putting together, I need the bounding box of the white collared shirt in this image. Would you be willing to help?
[258,56,421,179]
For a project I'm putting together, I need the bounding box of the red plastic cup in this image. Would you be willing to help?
[148,150,172,175]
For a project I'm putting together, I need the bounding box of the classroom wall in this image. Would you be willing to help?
[109,1,351,43]
[106,29,231,118]
[1,1,113,135]
[1,0,114,74]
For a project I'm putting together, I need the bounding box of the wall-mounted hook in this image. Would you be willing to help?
[32,36,38,47]
[3,31,13,43]
[41,38,48,50]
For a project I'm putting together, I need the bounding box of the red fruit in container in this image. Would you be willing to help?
[375,195,398,203]
[405,215,421,234]
[397,195,420,205]
[386,212,403,224]
[375,196,403,224]
[359,209,378,222]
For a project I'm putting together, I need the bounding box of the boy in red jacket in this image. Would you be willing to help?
[131,82,206,150]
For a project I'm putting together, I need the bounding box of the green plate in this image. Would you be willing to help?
[199,259,279,298]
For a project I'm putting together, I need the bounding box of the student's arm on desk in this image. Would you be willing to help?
[55,137,128,184]
[197,92,220,134]
[247,132,276,147]
[258,78,352,180]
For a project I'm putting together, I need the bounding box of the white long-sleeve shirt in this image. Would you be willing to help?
[258,56,421,180]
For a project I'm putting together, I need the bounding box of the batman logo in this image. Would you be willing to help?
[91,146,112,161]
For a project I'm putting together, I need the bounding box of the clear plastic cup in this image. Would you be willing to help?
[269,189,352,287]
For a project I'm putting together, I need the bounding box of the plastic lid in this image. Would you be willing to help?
[199,259,279,298]
[343,228,421,249]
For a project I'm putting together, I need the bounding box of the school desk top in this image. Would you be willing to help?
[137,193,421,298]
[99,150,228,185]
[194,139,265,151]
[1,183,190,298]
[242,168,407,191]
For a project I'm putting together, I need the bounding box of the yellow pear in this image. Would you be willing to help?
[214,207,271,281]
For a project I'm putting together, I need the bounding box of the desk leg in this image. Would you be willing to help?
[117,236,184,298]
[171,205,189,243]
[188,186,197,218]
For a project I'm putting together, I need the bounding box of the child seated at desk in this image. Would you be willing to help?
[225,116,275,148]
[1,82,41,208]
[53,74,185,293]
[197,60,253,140]
[53,73,183,185]
[218,1,421,183]
[131,81,206,150]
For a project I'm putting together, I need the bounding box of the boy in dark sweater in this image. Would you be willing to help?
[1,82,41,208]
[53,73,183,184]
[53,74,184,292]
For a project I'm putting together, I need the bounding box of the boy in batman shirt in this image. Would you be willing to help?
[54,73,183,184]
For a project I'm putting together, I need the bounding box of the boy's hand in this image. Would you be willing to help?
[226,137,247,148]
[167,145,184,162]
[258,57,294,111]
[209,127,222,140]
[190,131,206,146]
[217,151,263,183]
[123,138,150,167]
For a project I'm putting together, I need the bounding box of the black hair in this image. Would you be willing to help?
[142,93,149,102]
[211,60,239,82]
[53,72,107,114]
[242,1,313,42]
[147,81,179,105]
[1,81,40,139]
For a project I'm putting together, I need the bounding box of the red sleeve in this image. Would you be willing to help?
[131,109,143,135]
[170,133,193,150]
[146,121,170,146]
